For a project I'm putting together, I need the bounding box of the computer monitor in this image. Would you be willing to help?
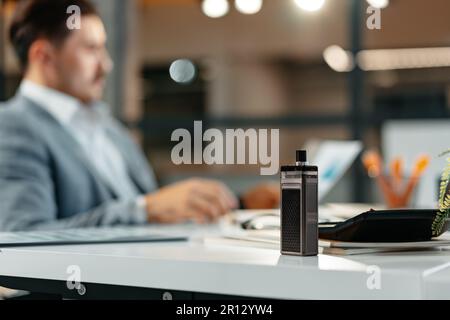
[305,139,363,202]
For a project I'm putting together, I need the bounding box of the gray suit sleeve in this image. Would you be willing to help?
[0,111,147,232]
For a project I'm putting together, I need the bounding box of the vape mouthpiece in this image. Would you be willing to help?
[296,150,308,165]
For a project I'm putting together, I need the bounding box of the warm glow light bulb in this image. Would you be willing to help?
[201,0,230,18]
[294,0,326,12]
[366,0,389,9]
[235,0,263,15]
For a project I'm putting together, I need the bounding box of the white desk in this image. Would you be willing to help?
[1,223,450,299]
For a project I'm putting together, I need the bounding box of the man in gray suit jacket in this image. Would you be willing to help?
[0,0,279,231]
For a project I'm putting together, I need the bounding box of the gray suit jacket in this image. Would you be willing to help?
[0,94,157,231]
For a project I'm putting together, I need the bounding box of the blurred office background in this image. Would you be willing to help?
[0,0,449,206]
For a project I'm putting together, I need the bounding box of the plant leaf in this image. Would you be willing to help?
[432,149,450,236]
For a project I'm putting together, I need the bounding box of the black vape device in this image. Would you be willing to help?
[280,150,318,256]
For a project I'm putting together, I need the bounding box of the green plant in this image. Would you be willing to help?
[432,149,450,236]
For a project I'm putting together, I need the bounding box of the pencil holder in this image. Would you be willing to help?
[362,150,430,209]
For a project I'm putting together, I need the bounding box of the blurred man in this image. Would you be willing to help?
[0,0,279,231]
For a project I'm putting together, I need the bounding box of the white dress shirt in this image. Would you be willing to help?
[19,80,146,211]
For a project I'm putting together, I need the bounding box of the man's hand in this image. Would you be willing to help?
[145,178,238,224]
[241,182,280,209]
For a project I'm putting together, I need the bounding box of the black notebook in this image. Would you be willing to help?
[319,209,448,242]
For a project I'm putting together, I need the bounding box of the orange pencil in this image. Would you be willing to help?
[401,155,430,206]
[362,150,398,207]
[390,157,403,190]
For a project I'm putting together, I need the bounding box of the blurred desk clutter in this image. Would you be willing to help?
[0,206,443,257]
[2,204,446,256]
[207,207,450,255]
[230,204,385,230]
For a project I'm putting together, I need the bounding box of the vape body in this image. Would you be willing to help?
[280,150,318,256]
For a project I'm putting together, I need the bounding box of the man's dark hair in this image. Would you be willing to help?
[9,0,98,69]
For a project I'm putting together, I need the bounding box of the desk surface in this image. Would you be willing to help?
[1,223,450,299]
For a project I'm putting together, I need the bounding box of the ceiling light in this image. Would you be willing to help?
[323,45,355,72]
[294,0,326,12]
[169,59,196,84]
[366,0,389,9]
[201,0,230,18]
[235,0,263,15]
[357,47,450,71]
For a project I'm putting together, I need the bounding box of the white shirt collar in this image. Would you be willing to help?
[19,80,106,126]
